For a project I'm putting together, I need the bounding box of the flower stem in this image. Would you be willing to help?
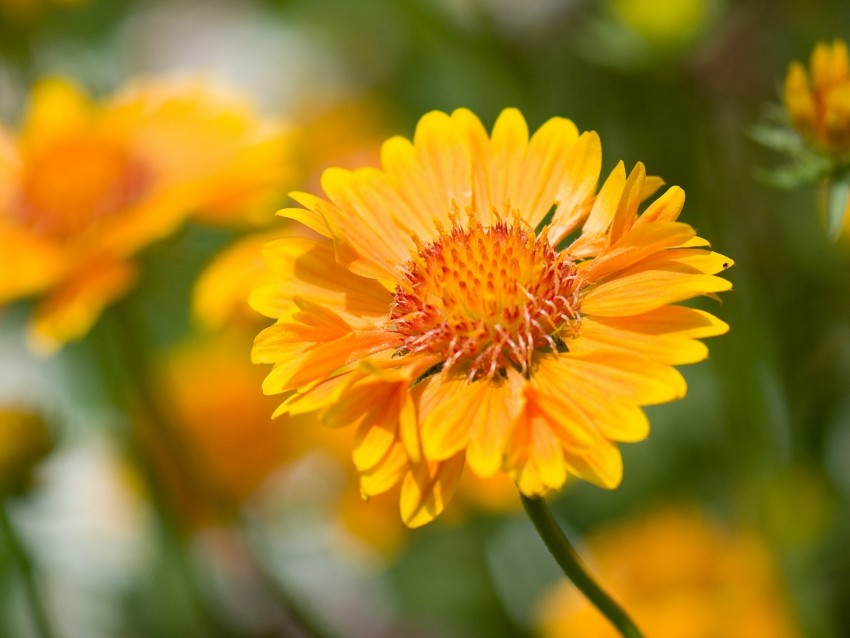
[519,493,643,638]
[0,501,55,638]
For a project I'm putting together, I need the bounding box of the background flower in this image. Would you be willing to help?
[535,506,800,638]
[785,39,850,158]
[0,75,289,352]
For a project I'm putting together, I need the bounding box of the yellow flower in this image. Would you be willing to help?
[147,331,310,527]
[609,0,711,51]
[252,108,732,527]
[535,507,800,638]
[0,76,288,352]
[785,39,850,157]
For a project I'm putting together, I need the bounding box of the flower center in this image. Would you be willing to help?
[390,216,581,380]
[12,135,152,238]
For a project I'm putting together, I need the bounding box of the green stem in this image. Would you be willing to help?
[0,501,55,638]
[520,493,643,638]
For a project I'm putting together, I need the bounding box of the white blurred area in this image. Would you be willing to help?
[8,439,152,638]
[119,0,380,118]
[0,321,152,638]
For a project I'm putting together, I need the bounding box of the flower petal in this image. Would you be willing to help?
[516,116,579,229]
[581,269,732,316]
[420,371,524,476]
[251,237,391,321]
[400,454,465,527]
[28,257,137,354]
[547,131,602,244]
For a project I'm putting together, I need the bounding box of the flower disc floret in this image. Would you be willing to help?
[390,214,580,379]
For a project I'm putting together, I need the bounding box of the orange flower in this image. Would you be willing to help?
[785,39,850,157]
[0,76,288,352]
[152,332,292,520]
[535,507,800,638]
[253,108,732,527]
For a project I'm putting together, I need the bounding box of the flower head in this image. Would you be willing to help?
[253,108,732,527]
[785,39,850,157]
[0,76,289,352]
[535,507,800,638]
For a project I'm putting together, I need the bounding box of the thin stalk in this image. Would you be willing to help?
[0,501,55,638]
[520,493,643,638]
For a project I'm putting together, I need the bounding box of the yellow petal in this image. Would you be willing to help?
[193,230,278,329]
[251,236,391,320]
[516,116,579,229]
[509,404,567,496]
[562,438,623,489]
[419,372,523,475]
[28,258,137,354]
[278,203,330,238]
[412,109,474,216]
[537,352,687,407]
[360,440,408,496]
[580,221,697,283]
[547,131,602,244]
[572,316,710,365]
[353,412,397,472]
[639,175,665,201]
[581,269,732,316]
[259,329,399,394]
[581,160,626,237]
[321,166,415,274]
[633,185,685,226]
[400,455,465,527]
[609,162,646,244]
[487,108,529,222]
[531,363,651,443]
[784,62,816,135]
[451,108,497,222]
[20,77,93,153]
[0,224,65,303]
[275,370,356,419]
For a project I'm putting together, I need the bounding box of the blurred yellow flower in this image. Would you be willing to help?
[292,97,392,191]
[609,0,711,51]
[0,76,289,352]
[535,507,800,638]
[151,331,294,525]
[194,230,284,331]
[253,108,732,527]
[785,39,850,157]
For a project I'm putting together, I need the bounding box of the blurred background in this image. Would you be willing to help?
[1,0,849,636]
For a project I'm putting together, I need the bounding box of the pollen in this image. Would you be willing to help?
[390,213,581,380]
